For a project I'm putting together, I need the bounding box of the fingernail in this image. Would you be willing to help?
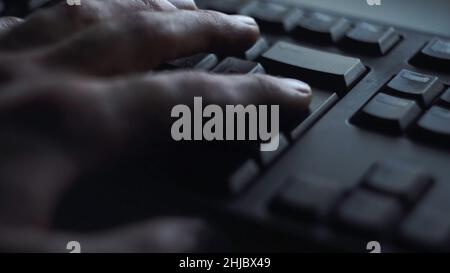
[230,15,258,27]
[281,78,312,95]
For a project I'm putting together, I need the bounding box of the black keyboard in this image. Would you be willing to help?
[4,0,450,252]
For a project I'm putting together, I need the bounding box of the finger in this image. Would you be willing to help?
[40,10,259,76]
[0,17,24,37]
[107,72,311,149]
[85,218,218,253]
[0,0,179,51]
[168,0,197,10]
[0,218,218,252]
[0,71,311,173]
[100,72,312,183]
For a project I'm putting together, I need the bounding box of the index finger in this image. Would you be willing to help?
[39,10,260,76]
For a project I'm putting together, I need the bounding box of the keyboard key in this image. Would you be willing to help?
[228,159,259,196]
[290,91,339,140]
[343,22,400,55]
[401,205,450,250]
[438,88,450,108]
[239,1,302,33]
[272,175,345,220]
[259,133,288,166]
[161,53,218,71]
[196,0,248,14]
[416,106,450,142]
[336,190,404,234]
[386,69,443,107]
[295,12,350,43]
[260,41,366,93]
[241,37,270,61]
[212,57,265,74]
[356,93,421,133]
[413,38,450,71]
[363,161,432,205]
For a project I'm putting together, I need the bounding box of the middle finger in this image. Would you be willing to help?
[37,10,259,76]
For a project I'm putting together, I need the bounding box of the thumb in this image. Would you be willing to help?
[0,218,222,253]
[0,17,24,37]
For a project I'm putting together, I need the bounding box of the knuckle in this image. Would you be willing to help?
[197,10,226,27]
[128,12,152,32]
[252,74,274,92]
[184,71,217,88]
[134,0,167,11]
[181,72,238,105]
[151,18,180,46]
[0,17,23,30]
[125,13,157,39]
[180,72,227,97]
[196,9,230,40]
[245,74,277,103]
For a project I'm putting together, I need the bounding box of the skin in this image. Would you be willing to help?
[0,0,312,252]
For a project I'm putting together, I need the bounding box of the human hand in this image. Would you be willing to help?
[0,0,311,252]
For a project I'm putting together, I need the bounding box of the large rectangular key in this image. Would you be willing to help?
[260,41,367,93]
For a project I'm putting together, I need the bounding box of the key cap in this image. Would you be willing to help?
[343,22,400,55]
[363,161,433,205]
[295,12,350,43]
[161,53,218,71]
[196,0,248,14]
[416,106,450,143]
[336,189,404,234]
[272,175,345,220]
[438,88,450,108]
[241,37,269,61]
[355,93,422,133]
[386,69,443,108]
[413,38,450,71]
[239,1,302,33]
[212,57,265,74]
[401,205,450,250]
[260,41,366,93]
